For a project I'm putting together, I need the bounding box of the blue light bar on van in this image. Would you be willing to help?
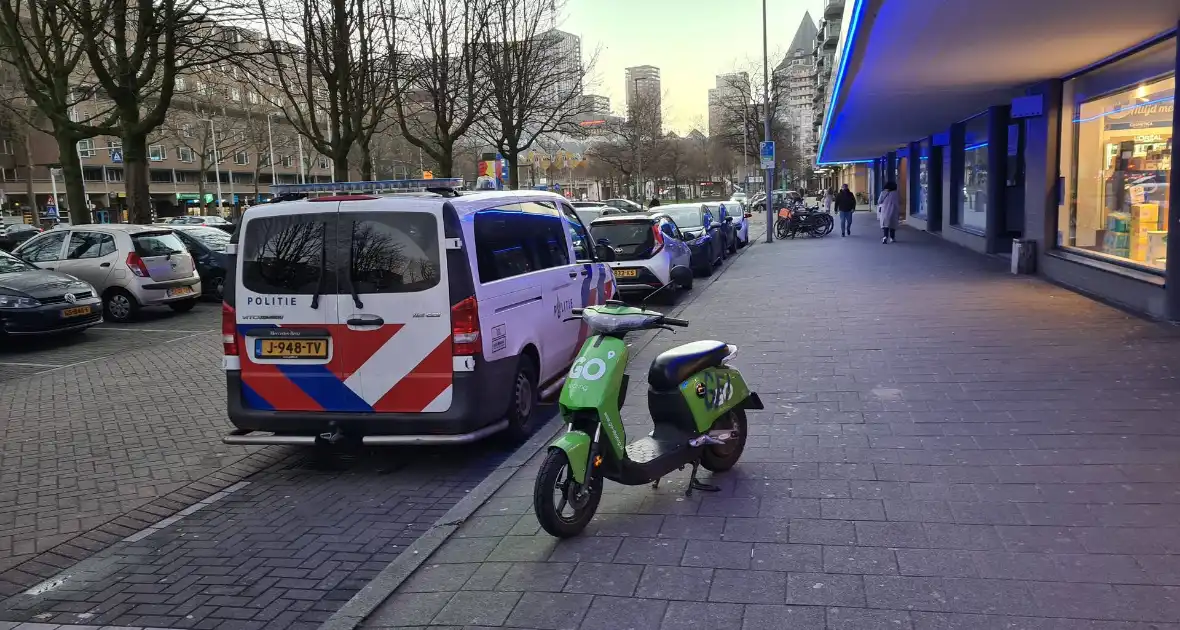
[270,178,465,196]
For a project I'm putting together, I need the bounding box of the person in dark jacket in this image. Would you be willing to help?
[649,197,660,209]
[834,184,857,236]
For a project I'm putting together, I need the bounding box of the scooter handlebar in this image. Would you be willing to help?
[661,316,689,327]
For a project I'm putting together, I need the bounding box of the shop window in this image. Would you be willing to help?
[897,155,909,220]
[916,141,930,218]
[960,115,989,232]
[1058,37,1174,272]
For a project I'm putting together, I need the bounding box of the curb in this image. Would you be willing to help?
[319,227,766,630]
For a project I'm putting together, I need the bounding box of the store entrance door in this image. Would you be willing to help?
[1003,121,1027,245]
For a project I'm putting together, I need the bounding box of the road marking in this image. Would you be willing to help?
[0,361,63,368]
[166,329,217,343]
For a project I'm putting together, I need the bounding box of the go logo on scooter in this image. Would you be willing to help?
[569,351,616,381]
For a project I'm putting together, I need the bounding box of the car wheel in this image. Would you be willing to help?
[728,234,739,254]
[208,275,226,301]
[503,354,540,443]
[169,298,198,313]
[104,289,139,323]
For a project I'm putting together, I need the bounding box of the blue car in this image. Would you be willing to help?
[656,203,725,277]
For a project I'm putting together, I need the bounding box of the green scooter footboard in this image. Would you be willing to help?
[679,366,754,432]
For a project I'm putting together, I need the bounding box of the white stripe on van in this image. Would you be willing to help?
[347,324,450,406]
[422,385,453,412]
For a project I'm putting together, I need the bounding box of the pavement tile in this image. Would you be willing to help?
[895,549,978,577]
[680,539,751,569]
[721,517,792,543]
[578,596,666,630]
[504,592,594,630]
[707,569,787,604]
[364,591,453,626]
[430,590,521,626]
[562,562,642,596]
[827,606,913,630]
[660,601,743,630]
[495,562,575,592]
[750,543,823,572]
[741,604,826,630]
[611,537,686,566]
[788,519,856,545]
[785,573,865,607]
[634,565,712,600]
[823,545,899,575]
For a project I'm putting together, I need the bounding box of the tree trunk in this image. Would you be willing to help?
[21,130,36,219]
[359,142,373,181]
[332,152,349,183]
[122,133,152,224]
[197,165,207,215]
[54,133,90,225]
[505,148,521,190]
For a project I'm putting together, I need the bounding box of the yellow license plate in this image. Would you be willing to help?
[61,306,91,318]
[256,339,328,360]
[167,286,194,298]
[613,269,638,278]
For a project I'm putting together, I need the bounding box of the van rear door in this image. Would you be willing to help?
[337,200,453,413]
[235,202,360,412]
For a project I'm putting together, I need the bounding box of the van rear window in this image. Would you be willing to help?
[342,212,441,294]
[241,214,334,295]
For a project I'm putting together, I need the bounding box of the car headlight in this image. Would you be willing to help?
[0,294,40,308]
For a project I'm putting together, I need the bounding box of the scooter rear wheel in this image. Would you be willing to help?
[534,449,602,538]
[701,408,748,472]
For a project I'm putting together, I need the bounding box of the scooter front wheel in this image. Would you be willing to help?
[534,449,602,538]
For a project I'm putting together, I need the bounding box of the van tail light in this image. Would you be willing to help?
[451,296,481,356]
[126,252,150,277]
[221,302,239,356]
[650,225,665,256]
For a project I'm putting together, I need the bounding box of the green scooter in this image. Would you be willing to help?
[533,268,764,538]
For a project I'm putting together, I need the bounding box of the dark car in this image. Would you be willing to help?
[169,225,231,300]
[603,198,645,214]
[656,203,725,276]
[0,224,43,252]
[714,203,739,254]
[0,249,103,336]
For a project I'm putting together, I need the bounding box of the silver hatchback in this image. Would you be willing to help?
[14,225,202,322]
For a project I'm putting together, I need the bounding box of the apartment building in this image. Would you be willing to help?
[625,65,662,133]
[0,25,333,222]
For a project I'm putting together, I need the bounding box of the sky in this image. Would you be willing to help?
[561,0,826,135]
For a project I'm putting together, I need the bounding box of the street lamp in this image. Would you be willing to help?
[200,118,224,214]
[266,112,279,191]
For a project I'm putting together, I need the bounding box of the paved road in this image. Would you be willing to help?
[362,212,1180,630]
[0,227,761,630]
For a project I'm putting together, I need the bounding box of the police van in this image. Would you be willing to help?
[221,179,617,446]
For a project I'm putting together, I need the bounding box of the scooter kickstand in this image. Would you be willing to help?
[685,460,721,497]
[651,478,660,490]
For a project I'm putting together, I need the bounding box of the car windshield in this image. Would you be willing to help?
[183,227,231,251]
[0,249,35,274]
[662,207,703,229]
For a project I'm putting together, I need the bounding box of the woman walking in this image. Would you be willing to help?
[877,181,900,244]
[822,188,834,214]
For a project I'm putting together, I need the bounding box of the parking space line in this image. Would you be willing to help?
[0,361,64,368]
[166,329,217,343]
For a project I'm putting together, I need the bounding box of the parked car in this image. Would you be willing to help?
[570,201,610,226]
[222,187,616,447]
[603,198,645,214]
[708,201,748,250]
[730,191,749,205]
[167,215,235,233]
[590,213,692,301]
[0,224,43,251]
[169,225,231,300]
[0,248,103,336]
[656,203,726,276]
[13,224,201,322]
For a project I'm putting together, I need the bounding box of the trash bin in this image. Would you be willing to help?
[1012,238,1036,275]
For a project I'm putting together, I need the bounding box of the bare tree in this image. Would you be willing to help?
[388,0,487,178]
[481,0,593,189]
[711,58,805,188]
[67,0,258,223]
[0,0,119,223]
[652,135,692,202]
[256,0,395,183]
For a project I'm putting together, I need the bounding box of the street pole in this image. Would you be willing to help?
[49,167,60,222]
[266,113,277,194]
[762,0,774,243]
[297,134,306,184]
[203,119,224,215]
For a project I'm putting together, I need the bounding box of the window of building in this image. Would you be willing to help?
[0,138,12,155]
[149,144,167,161]
[281,155,293,167]
[234,151,249,165]
[1058,37,1174,272]
[230,87,241,101]
[960,114,989,232]
[318,157,329,169]
[149,170,173,183]
[916,140,930,218]
[77,138,95,158]
[107,138,122,159]
[247,91,260,105]
[2,167,19,181]
[177,146,194,163]
[176,76,187,91]
[83,167,103,182]
[106,168,124,182]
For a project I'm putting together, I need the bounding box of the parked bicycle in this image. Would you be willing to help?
[775,202,834,239]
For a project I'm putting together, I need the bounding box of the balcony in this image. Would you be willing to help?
[823,21,840,48]
[824,0,844,19]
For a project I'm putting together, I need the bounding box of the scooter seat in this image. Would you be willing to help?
[648,340,730,391]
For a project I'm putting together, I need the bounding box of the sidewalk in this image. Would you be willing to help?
[362,211,1180,630]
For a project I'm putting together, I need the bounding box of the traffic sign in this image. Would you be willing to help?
[111,149,123,163]
[759,141,775,169]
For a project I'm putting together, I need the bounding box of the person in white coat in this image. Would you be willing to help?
[877,181,900,244]
[822,189,834,214]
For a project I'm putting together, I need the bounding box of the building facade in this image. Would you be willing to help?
[708,72,750,139]
[776,13,819,175]
[625,65,662,133]
[818,0,1178,321]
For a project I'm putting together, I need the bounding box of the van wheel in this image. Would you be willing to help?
[503,355,539,443]
[104,289,139,323]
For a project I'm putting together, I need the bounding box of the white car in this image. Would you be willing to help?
[222,181,616,446]
[730,191,748,205]
[590,213,692,302]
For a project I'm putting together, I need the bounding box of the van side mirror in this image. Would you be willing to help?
[594,243,617,262]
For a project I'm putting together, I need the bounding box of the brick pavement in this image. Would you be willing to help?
[363,212,1180,629]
